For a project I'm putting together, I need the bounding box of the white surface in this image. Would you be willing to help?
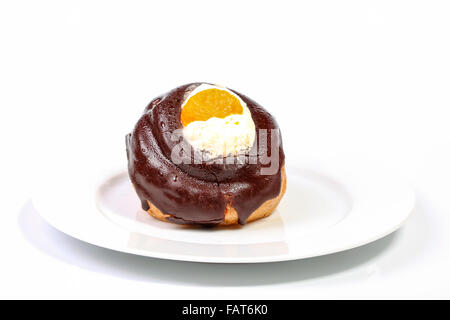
[1,0,450,298]
[33,154,414,263]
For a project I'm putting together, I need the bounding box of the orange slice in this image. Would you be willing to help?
[181,88,243,126]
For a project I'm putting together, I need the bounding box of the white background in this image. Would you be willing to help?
[1,0,450,299]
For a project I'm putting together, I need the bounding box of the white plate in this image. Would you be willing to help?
[32,153,415,263]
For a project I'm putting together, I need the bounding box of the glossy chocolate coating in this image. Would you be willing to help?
[126,83,285,225]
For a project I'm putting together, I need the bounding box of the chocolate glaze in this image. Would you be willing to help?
[126,83,285,225]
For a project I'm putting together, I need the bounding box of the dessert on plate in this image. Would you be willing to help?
[126,83,286,226]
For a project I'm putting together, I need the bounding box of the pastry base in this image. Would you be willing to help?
[145,166,287,226]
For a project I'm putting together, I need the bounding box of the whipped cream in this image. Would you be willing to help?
[182,84,256,159]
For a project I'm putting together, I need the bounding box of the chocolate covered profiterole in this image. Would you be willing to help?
[126,83,286,226]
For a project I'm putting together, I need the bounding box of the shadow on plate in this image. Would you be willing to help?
[18,200,419,286]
